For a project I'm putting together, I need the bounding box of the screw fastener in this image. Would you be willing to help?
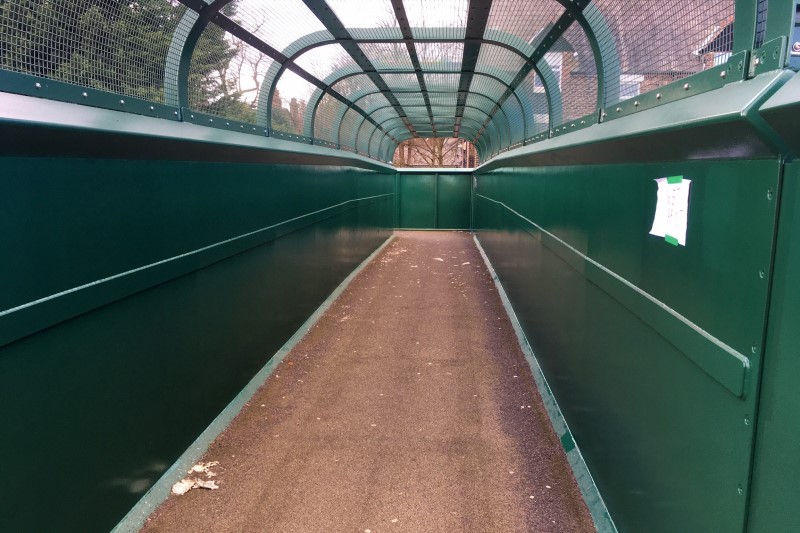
[683,83,691,90]
[34,82,42,89]
[720,70,727,79]
[656,93,662,100]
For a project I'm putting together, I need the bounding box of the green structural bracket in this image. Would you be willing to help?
[0,70,180,121]
[476,194,751,398]
[551,112,599,137]
[666,175,683,184]
[750,37,789,77]
[601,52,748,123]
[182,108,266,135]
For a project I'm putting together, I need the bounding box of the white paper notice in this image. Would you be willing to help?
[649,176,691,246]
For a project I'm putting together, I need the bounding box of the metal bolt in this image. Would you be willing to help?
[580,120,586,124]
[82,92,88,98]
[683,83,691,90]
[767,189,774,200]
[226,122,230,126]
[174,111,179,116]
[149,106,154,111]
[209,118,213,123]
[759,269,766,279]
[119,99,125,106]
[737,485,744,495]
[601,112,607,119]
[634,101,640,107]
[190,114,195,119]
[34,82,41,90]
[656,93,662,100]
[720,70,727,79]
[754,57,761,66]
[616,107,622,112]
[571,123,575,128]
[751,344,758,354]
[744,416,751,426]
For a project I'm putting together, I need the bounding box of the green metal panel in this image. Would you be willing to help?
[398,173,436,228]
[474,156,781,533]
[0,142,393,531]
[436,173,472,230]
[747,161,800,533]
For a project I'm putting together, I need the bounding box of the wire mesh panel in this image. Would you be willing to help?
[314,92,346,142]
[330,74,379,102]
[338,106,363,150]
[326,0,401,40]
[468,74,510,106]
[0,0,187,102]
[272,70,316,134]
[415,42,464,71]
[187,28,275,123]
[501,94,525,144]
[517,69,550,135]
[355,118,375,154]
[371,106,401,125]
[557,24,598,121]
[394,94,427,108]
[381,73,422,92]
[465,91,499,115]
[592,0,735,106]
[355,92,392,114]
[423,73,461,91]
[369,128,385,156]
[358,42,414,70]
[484,0,564,57]
[294,44,360,85]
[221,0,331,56]
[475,44,528,86]
[429,93,458,107]
[404,0,468,40]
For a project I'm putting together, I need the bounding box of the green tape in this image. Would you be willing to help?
[665,235,680,246]
[560,431,576,453]
[667,175,683,184]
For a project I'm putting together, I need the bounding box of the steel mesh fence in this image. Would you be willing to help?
[188,27,274,123]
[592,0,735,106]
[0,0,186,102]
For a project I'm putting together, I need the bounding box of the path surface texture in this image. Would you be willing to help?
[142,231,594,533]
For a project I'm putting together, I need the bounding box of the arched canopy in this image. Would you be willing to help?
[0,0,745,163]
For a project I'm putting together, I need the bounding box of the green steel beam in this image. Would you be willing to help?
[390,0,436,135]
[454,0,494,139]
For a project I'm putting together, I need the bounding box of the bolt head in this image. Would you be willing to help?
[720,70,727,79]
[754,57,761,66]
[119,99,125,105]
[683,83,691,90]
[34,82,42,89]
[656,93,662,100]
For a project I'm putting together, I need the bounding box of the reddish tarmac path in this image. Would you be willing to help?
[141,231,594,533]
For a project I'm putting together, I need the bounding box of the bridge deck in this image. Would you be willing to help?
[142,231,593,533]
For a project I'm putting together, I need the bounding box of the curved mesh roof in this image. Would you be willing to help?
[0,0,738,163]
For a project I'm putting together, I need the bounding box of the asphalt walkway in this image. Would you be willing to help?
[142,231,594,533]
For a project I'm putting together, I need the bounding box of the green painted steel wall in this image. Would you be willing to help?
[746,172,800,528]
[397,172,471,230]
[474,159,781,532]
[0,154,393,532]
